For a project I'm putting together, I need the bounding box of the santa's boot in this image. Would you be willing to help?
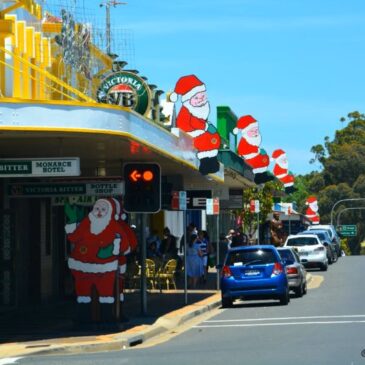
[254,172,274,184]
[199,156,220,175]
[100,303,115,325]
[76,303,92,325]
[285,186,297,194]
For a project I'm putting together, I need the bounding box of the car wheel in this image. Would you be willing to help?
[302,282,307,295]
[294,284,303,298]
[320,263,328,271]
[279,289,290,305]
[222,297,233,308]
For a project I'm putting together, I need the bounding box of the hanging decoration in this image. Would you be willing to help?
[271,149,296,194]
[170,75,221,175]
[305,196,320,224]
[233,115,274,184]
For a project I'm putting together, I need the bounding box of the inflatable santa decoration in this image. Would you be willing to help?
[65,198,135,323]
[233,115,273,184]
[271,149,296,194]
[305,196,320,224]
[170,74,221,175]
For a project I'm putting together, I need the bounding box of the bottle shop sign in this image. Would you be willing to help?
[96,71,152,116]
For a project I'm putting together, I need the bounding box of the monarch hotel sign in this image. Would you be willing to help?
[96,71,152,117]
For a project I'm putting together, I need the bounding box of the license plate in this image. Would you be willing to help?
[245,270,260,276]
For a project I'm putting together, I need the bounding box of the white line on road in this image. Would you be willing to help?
[204,314,365,323]
[0,358,23,365]
[194,320,365,328]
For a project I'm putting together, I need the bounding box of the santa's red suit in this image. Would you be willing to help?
[176,105,220,159]
[273,164,294,187]
[66,217,130,304]
[237,138,270,174]
[306,207,320,224]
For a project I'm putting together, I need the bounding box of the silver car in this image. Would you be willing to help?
[277,247,307,297]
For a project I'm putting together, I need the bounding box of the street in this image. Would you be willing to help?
[8,256,365,365]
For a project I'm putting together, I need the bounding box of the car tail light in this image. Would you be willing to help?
[272,262,284,276]
[286,267,298,275]
[314,247,325,252]
[222,265,232,278]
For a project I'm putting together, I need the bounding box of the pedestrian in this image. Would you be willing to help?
[231,226,249,247]
[225,228,236,249]
[186,234,204,289]
[179,222,197,255]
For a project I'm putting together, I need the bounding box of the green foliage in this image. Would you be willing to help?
[302,111,365,254]
[239,181,282,236]
[341,238,351,256]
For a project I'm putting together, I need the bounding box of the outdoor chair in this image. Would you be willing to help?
[156,259,177,291]
[145,258,156,290]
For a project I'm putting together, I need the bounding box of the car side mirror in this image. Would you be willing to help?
[300,259,308,264]
[323,242,329,247]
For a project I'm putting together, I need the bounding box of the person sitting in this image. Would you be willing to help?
[231,226,249,247]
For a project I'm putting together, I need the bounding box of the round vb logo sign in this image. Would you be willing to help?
[96,71,152,116]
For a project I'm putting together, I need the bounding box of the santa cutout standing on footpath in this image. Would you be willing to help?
[65,198,135,323]
[170,75,221,175]
[271,149,296,194]
[233,115,273,184]
[305,196,320,224]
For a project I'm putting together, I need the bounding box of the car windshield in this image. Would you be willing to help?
[286,237,319,246]
[278,249,295,264]
[304,232,326,241]
[227,249,277,266]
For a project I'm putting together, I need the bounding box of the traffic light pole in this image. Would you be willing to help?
[140,213,147,315]
[183,210,188,305]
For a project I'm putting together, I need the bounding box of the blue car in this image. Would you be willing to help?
[220,245,290,308]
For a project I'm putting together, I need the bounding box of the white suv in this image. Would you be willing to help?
[307,224,341,256]
[284,234,328,271]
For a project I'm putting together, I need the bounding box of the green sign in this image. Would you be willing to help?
[338,225,357,236]
[96,71,152,116]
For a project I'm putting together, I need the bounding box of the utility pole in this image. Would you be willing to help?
[100,1,127,56]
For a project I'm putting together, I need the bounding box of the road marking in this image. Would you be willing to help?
[0,358,23,365]
[204,314,365,323]
[194,320,365,328]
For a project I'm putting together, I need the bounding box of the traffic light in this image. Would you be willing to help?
[123,163,161,213]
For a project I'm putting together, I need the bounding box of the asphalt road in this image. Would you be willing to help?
[7,256,365,365]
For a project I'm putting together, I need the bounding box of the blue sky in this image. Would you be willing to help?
[86,0,365,175]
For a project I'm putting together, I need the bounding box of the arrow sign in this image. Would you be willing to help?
[130,170,141,182]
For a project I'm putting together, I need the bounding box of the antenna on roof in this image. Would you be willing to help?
[99,1,127,56]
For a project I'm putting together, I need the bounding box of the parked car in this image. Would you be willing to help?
[277,247,307,297]
[300,230,338,264]
[219,245,290,308]
[284,234,328,271]
[307,224,341,257]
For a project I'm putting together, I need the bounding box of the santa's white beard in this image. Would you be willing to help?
[184,101,210,120]
[276,157,288,170]
[309,203,318,213]
[89,211,112,235]
[243,133,261,147]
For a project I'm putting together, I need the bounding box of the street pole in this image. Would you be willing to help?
[183,210,188,305]
[330,198,365,226]
[336,207,365,227]
[257,212,260,244]
[216,214,220,290]
[140,213,147,315]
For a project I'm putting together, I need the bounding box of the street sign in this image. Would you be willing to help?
[338,225,357,237]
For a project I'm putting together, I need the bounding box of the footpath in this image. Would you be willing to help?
[0,272,313,358]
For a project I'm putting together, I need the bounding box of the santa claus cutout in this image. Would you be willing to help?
[271,149,296,194]
[233,115,274,184]
[65,198,136,323]
[305,196,320,225]
[170,75,221,175]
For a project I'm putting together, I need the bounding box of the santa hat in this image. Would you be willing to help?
[306,196,317,205]
[112,198,121,220]
[233,115,257,135]
[272,149,286,160]
[169,75,206,103]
